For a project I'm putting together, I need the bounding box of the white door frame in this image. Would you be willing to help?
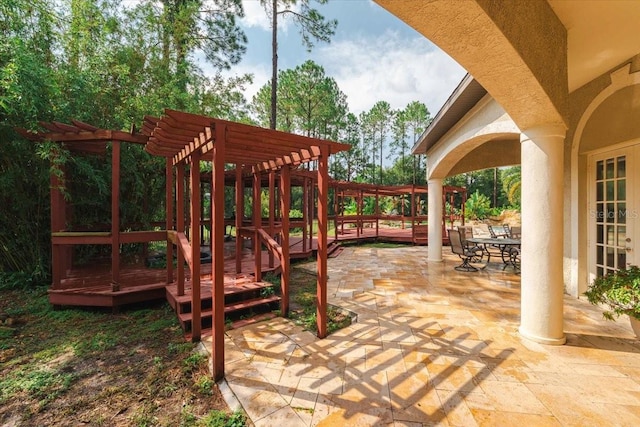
[587,140,640,284]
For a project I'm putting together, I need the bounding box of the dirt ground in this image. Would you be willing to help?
[0,287,235,427]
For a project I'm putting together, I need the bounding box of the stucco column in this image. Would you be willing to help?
[519,124,566,345]
[428,178,443,262]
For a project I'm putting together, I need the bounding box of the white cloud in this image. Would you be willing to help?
[317,30,465,115]
[240,0,301,34]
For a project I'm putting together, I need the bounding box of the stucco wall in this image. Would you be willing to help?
[566,55,640,296]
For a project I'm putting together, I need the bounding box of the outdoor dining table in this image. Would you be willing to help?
[467,237,521,268]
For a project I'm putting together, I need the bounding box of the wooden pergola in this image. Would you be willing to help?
[331,181,467,244]
[18,121,168,306]
[142,109,350,379]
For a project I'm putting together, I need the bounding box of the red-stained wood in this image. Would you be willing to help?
[280,166,290,317]
[302,177,308,253]
[111,140,121,292]
[316,146,329,339]
[252,167,262,281]
[268,171,275,268]
[211,123,226,381]
[190,152,202,342]
[166,159,174,283]
[176,163,185,296]
[235,164,243,274]
[50,162,65,288]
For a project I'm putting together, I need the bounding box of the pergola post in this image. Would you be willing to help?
[279,166,291,317]
[316,146,329,338]
[50,162,66,288]
[190,151,202,342]
[268,170,275,268]
[211,124,226,380]
[302,178,308,252]
[111,140,121,292]
[253,167,262,281]
[176,163,186,296]
[308,178,314,251]
[235,164,243,274]
[165,158,174,284]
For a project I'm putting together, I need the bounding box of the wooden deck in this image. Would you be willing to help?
[48,225,437,309]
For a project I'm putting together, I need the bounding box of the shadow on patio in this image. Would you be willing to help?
[204,246,640,426]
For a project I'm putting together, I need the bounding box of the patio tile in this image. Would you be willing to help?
[207,248,640,426]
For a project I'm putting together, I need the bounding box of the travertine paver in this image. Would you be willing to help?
[203,246,640,426]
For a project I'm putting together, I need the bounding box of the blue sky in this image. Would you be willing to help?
[217,0,466,116]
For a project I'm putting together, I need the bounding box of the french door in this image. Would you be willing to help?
[589,144,639,278]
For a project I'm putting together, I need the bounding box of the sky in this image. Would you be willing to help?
[216,0,466,116]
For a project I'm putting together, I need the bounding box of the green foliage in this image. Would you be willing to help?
[584,266,640,321]
[1,0,251,279]
[501,166,521,206]
[465,190,491,220]
[197,410,246,427]
[182,352,208,374]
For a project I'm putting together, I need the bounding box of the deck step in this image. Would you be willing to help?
[177,295,281,324]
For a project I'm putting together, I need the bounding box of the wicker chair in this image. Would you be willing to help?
[448,229,483,272]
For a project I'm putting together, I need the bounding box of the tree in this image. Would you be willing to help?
[361,101,393,184]
[0,0,252,283]
[334,113,361,181]
[156,0,247,97]
[403,101,430,184]
[390,108,409,183]
[501,166,521,206]
[259,0,336,129]
[251,60,347,139]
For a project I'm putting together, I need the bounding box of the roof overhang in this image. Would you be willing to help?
[412,74,487,155]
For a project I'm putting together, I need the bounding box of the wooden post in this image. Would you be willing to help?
[375,188,379,237]
[302,177,308,252]
[253,167,262,281]
[111,140,121,292]
[166,158,174,284]
[316,146,329,338]
[268,170,275,268]
[176,163,185,296]
[212,124,226,381]
[50,161,66,289]
[279,166,290,317]
[308,178,314,251]
[190,151,202,342]
[235,164,243,274]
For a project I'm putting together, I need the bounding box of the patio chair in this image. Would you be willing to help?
[488,224,508,238]
[458,225,483,262]
[509,225,521,239]
[448,229,483,272]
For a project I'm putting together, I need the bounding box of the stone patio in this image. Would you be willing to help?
[202,245,640,426]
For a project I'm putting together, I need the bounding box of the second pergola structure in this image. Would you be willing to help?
[142,110,350,380]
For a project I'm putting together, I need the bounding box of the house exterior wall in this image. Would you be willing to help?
[567,57,640,296]
[427,96,521,179]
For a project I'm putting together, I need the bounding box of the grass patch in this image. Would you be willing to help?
[289,267,352,335]
[0,287,239,425]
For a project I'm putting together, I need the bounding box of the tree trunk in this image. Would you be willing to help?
[270,0,278,130]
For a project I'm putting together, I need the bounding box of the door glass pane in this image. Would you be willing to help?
[618,250,626,268]
[597,160,604,180]
[606,203,615,223]
[618,202,626,224]
[597,246,603,264]
[617,179,626,200]
[593,154,627,277]
[606,158,615,179]
[618,226,626,246]
[606,225,615,245]
[606,181,614,200]
[597,224,604,244]
[617,157,626,178]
